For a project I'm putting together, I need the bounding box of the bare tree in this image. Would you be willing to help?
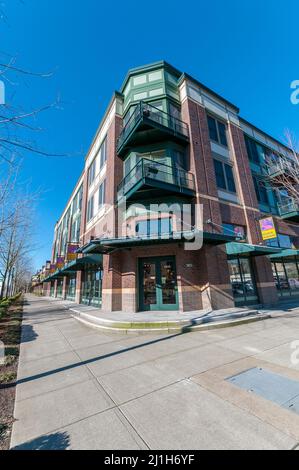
[0,188,36,298]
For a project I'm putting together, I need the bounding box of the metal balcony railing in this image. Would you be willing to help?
[277,198,299,217]
[117,158,195,200]
[265,159,295,177]
[117,101,189,152]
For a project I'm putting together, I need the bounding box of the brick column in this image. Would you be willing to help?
[252,257,278,306]
[102,253,122,311]
[198,245,234,310]
[176,249,203,312]
[121,250,137,312]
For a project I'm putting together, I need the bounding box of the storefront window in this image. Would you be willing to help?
[81,270,103,307]
[272,261,299,297]
[228,257,258,305]
[272,260,299,297]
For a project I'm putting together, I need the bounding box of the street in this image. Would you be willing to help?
[10,295,299,450]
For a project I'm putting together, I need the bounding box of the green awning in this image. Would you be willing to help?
[61,254,102,272]
[43,270,63,282]
[269,248,299,261]
[78,231,238,254]
[226,242,282,259]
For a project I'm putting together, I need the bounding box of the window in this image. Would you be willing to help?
[253,175,269,205]
[88,159,96,186]
[222,223,246,240]
[207,116,228,147]
[213,159,236,193]
[225,165,236,192]
[245,136,260,164]
[267,233,298,249]
[99,137,107,169]
[98,179,106,208]
[87,196,94,222]
[135,216,172,238]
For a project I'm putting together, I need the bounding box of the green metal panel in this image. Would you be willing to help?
[226,242,281,258]
[269,249,299,260]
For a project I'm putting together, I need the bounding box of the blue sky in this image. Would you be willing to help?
[2,0,298,270]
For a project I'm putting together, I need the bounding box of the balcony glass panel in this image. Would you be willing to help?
[117,101,189,153]
[117,158,195,200]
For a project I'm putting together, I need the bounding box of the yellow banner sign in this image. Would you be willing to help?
[259,217,277,240]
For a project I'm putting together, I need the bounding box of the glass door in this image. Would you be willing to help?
[50,282,55,297]
[228,257,258,306]
[66,275,76,301]
[139,257,178,311]
[81,270,102,307]
[56,279,63,298]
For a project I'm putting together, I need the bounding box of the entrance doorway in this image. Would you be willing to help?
[81,270,103,307]
[139,256,178,311]
[228,257,259,306]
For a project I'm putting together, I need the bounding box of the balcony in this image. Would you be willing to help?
[117,102,189,158]
[117,158,196,202]
[277,198,299,222]
[265,159,297,186]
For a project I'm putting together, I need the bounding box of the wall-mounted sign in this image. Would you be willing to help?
[67,243,79,261]
[50,264,56,274]
[259,216,277,241]
[56,256,65,269]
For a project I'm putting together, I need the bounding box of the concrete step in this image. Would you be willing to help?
[69,307,270,334]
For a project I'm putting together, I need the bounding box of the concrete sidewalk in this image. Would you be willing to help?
[10,294,299,449]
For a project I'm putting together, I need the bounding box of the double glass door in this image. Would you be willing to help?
[81,270,103,307]
[228,257,258,306]
[139,257,178,311]
[66,275,76,301]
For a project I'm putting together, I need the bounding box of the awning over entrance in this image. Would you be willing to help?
[60,254,103,273]
[77,231,238,254]
[269,248,299,261]
[226,242,282,259]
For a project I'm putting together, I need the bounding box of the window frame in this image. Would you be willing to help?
[207,115,228,147]
[98,179,106,209]
[87,195,94,222]
[88,158,96,187]
[213,158,237,193]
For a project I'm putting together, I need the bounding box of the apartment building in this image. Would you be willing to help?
[35,61,299,313]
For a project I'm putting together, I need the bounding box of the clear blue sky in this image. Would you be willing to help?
[2,0,298,270]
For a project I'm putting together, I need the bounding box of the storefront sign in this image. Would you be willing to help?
[259,216,277,240]
[67,243,79,261]
[56,256,65,269]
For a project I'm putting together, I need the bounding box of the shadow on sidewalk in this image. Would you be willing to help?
[12,431,70,450]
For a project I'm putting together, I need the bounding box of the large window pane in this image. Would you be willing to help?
[207,116,218,142]
[218,121,227,146]
[213,159,226,189]
[284,262,299,292]
[224,164,236,192]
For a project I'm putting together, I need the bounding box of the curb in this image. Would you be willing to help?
[69,308,271,335]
